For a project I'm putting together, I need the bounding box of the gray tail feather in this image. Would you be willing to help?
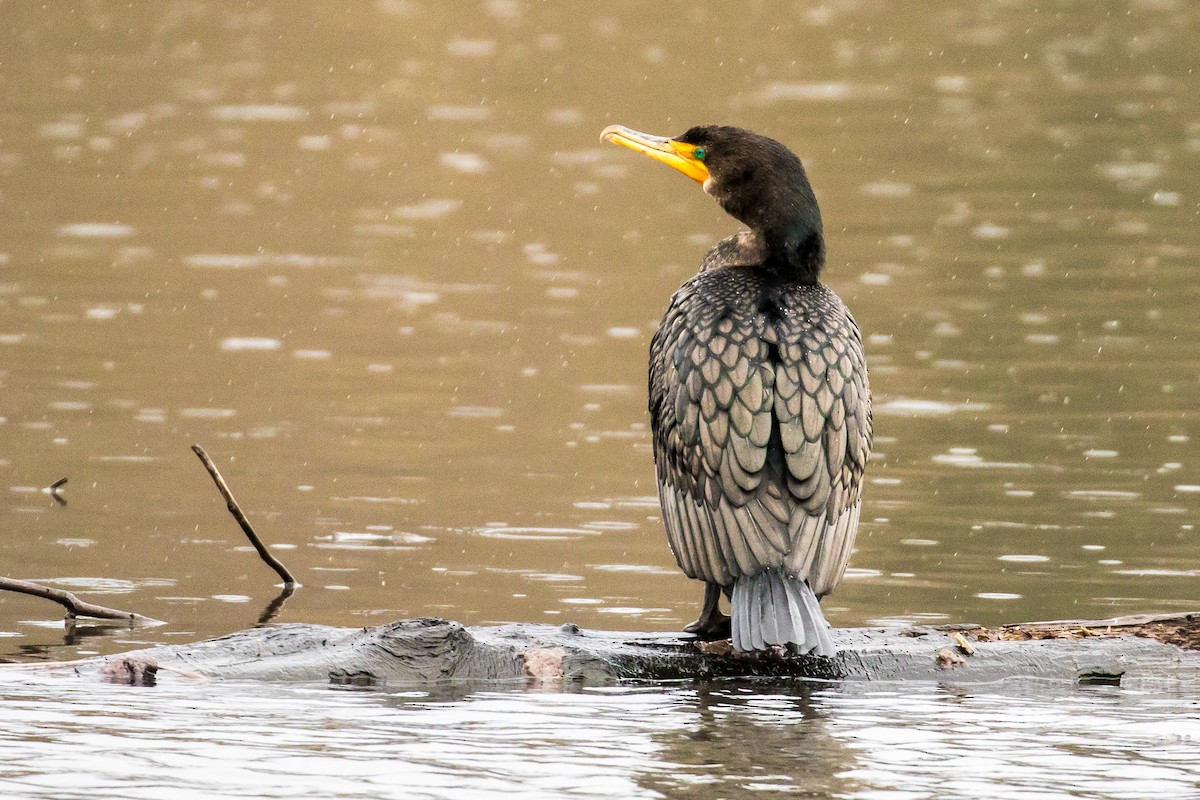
[730,569,836,656]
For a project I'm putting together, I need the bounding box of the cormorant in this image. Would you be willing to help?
[600,124,872,656]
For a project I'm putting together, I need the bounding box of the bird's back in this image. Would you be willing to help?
[650,263,872,597]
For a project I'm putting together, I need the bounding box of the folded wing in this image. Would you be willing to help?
[650,269,872,596]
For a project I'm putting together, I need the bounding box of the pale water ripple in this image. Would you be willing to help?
[0,681,1197,800]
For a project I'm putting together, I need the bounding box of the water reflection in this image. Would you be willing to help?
[639,683,857,798]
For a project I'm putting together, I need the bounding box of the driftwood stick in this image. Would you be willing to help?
[0,577,155,623]
[48,476,68,506]
[1005,611,1200,630]
[191,444,298,587]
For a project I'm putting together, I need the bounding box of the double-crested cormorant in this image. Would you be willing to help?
[601,124,872,656]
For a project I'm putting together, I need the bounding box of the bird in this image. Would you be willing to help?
[600,124,872,656]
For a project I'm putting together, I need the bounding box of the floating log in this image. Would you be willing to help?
[43,610,1200,688]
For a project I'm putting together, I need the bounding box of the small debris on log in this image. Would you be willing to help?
[524,647,567,681]
[968,612,1200,650]
[695,639,737,657]
[99,655,159,686]
[935,648,966,669]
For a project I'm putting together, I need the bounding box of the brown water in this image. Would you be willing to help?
[0,1,1198,796]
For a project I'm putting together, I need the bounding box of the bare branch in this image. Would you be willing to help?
[0,577,157,623]
[47,476,68,506]
[191,444,299,587]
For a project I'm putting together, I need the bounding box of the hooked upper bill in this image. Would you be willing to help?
[600,125,709,184]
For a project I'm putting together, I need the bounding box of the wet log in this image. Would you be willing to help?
[51,611,1200,688]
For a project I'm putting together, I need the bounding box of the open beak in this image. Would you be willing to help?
[600,125,709,184]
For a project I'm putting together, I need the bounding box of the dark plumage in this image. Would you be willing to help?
[601,124,872,655]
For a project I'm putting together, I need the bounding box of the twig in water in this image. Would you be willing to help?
[191,444,299,587]
[47,477,68,506]
[0,577,158,624]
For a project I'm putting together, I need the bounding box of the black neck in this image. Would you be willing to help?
[707,145,826,282]
[760,220,824,283]
[722,169,825,283]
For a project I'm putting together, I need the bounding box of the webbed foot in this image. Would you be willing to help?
[683,582,731,640]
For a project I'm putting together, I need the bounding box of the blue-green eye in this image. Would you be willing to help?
[694,147,706,161]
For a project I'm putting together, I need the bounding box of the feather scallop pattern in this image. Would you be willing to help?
[650,266,872,598]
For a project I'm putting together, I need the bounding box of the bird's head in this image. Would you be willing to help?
[601,124,824,279]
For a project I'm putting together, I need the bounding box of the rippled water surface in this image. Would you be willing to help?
[2,678,1200,800]
[1,0,1198,796]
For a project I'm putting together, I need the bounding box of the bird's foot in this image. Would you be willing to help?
[684,611,731,641]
